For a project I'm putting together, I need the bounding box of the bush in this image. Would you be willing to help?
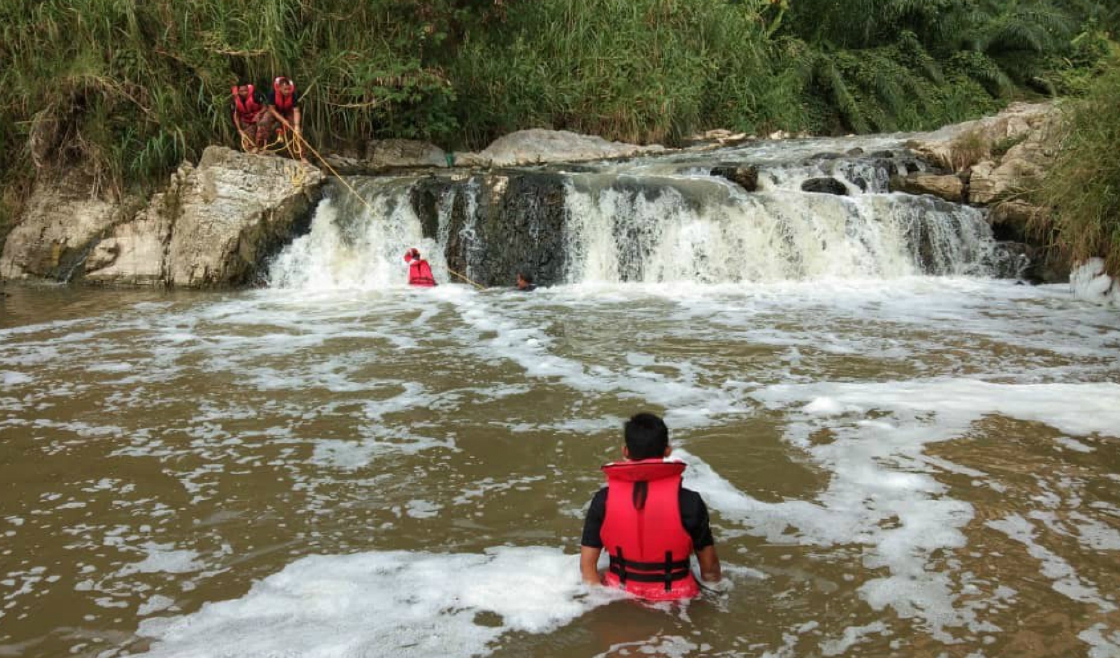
[1034,61,1120,275]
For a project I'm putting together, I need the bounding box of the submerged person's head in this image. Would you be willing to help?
[517,271,534,289]
[404,248,421,262]
[623,413,670,460]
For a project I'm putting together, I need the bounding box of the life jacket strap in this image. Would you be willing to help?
[609,553,691,589]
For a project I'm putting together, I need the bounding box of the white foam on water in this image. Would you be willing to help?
[405,499,442,519]
[592,634,701,658]
[819,622,889,657]
[136,547,615,658]
[1056,437,1095,453]
[118,544,203,576]
[987,514,1115,611]
[678,378,1120,640]
[1080,623,1120,658]
[1071,258,1120,308]
[0,371,32,386]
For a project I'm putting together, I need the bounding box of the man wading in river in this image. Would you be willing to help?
[580,413,721,600]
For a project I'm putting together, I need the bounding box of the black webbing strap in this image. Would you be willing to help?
[664,551,673,591]
[608,555,690,572]
[615,546,626,585]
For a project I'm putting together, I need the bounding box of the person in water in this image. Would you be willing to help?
[230,82,269,153]
[580,413,721,600]
[516,271,536,291]
[404,248,437,287]
[257,76,307,162]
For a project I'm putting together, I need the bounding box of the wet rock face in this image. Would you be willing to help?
[710,165,759,192]
[0,168,128,281]
[890,173,964,203]
[801,177,848,196]
[410,172,570,287]
[2,147,323,287]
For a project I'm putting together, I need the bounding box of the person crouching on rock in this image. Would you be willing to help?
[580,412,722,600]
[231,82,269,153]
[258,76,307,162]
[404,248,437,287]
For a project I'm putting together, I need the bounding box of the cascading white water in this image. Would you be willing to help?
[562,180,994,284]
[269,178,452,290]
[268,143,1002,290]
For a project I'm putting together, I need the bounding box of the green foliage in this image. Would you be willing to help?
[0,0,1114,212]
[1035,61,1120,276]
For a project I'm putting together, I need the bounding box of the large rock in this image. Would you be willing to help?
[969,138,1052,205]
[164,148,322,287]
[365,139,448,169]
[466,129,664,168]
[907,102,1060,171]
[0,169,128,281]
[890,173,964,202]
[801,177,848,196]
[410,172,570,286]
[711,165,759,192]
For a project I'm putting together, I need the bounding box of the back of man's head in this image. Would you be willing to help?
[624,413,669,460]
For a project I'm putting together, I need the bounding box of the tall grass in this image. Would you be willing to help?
[0,0,1112,231]
[1034,61,1120,276]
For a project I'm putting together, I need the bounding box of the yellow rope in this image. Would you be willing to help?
[281,122,486,290]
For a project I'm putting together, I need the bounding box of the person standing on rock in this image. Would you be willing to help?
[404,248,437,287]
[580,413,722,600]
[231,82,269,153]
[257,77,307,163]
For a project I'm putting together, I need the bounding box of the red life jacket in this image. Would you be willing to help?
[232,85,262,123]
[409,259,437,287]
[273,78,297,112]
[599,459,701,601]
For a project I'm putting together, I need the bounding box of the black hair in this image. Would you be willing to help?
[517,271,534,284]
[624,413,669,460]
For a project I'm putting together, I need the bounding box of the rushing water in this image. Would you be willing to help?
[2,277,1119,657]
[3,134,1120,657]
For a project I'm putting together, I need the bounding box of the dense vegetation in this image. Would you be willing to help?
[0,0,1117,243]
[1035,62,1120,276]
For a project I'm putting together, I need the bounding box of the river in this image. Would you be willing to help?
[2,136,1120,657]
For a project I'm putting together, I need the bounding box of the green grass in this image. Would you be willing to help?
[0,0,1114,214]
[1034,58,1120,276]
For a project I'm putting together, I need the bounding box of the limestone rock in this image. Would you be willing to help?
[364,139,448,169]
[84,204,171,285]
[907,102,1060,171]
[684,129,751,148]
[471,129,664,167]
[710,165,759,192]
[990,200,1043,226]
[0,169,124,281]
[890,173,964,202]
[801,177,848,196]
[159,147,321,287]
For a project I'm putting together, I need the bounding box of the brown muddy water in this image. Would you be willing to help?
[1,279,1119,658]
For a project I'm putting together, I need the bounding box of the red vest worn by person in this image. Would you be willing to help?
[273,78,297,112]
[599,459,701,600]
[408,260,436,287]
[232,85,262,124]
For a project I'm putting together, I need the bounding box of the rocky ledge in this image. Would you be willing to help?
[0,147,322,287]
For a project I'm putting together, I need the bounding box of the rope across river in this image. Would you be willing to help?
[276,119,487,291]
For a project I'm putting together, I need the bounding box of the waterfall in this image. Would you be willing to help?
[268,142,1008,290]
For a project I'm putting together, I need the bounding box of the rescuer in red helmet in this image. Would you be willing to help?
[404,248,437,287]
[580,413,722,600]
